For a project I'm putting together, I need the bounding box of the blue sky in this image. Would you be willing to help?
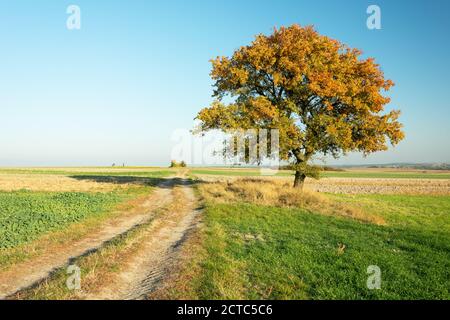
[1,0,449,166]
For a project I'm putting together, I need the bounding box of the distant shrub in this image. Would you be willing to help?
[321,166,345,172]
[170,160,187,168]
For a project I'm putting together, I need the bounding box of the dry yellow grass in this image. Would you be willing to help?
[198,178,386,225]
[0,167,167,173]
[0,174,138,192]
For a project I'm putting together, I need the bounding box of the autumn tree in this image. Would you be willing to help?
[196,25,404,189]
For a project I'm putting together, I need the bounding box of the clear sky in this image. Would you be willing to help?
[1,0,449,166]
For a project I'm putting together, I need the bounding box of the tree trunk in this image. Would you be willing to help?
[293,171,306,189]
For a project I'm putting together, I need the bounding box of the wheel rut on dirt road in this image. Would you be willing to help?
[85,179,200,300]
[0,178,178,299]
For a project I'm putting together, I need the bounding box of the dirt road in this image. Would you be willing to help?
[85,179,200,299]
[0,177,199,300]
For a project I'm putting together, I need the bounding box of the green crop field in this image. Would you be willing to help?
[190,169,289,177]
[0,168,172,270]
[0,190,131,249]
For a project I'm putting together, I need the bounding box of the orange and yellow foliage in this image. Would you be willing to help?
[196,25,404,187]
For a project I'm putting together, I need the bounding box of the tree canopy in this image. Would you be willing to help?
[196,24,404,188]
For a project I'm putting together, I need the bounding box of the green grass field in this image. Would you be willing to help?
[191,168,450,179]
[1,167,448,299]
[328,194,450,232]
[176,192,450,300]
